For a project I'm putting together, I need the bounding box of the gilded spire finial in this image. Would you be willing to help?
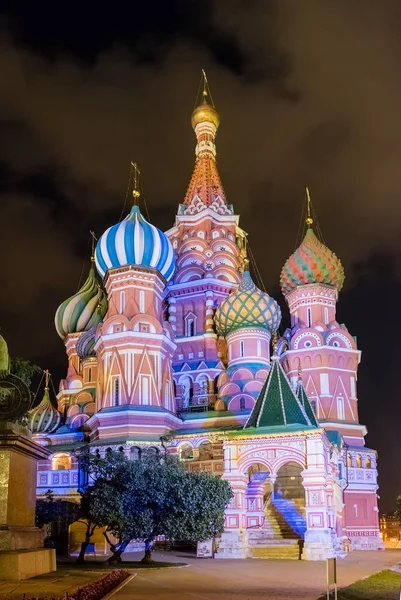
[202,69,209,102]
[131,161,141,203]
[191,71,219,133]
[89,231,97,261]
[305,187,313,228]
[44,369,50,390]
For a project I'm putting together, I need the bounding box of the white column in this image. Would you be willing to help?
[168,297,177,332]
[205,291,214,332]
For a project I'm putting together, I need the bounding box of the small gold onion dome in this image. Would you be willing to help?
[191,100,220,130]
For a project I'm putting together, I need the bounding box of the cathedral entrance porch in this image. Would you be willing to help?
[246,462,306,559]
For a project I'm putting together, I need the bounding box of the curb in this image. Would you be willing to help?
[101,573,137,600]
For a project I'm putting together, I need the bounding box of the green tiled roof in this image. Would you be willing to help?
[296,380,319,427]
[245,356,318,429]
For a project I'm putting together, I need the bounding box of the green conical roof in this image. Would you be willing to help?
[244,356,317,429]
[296,379,319,427]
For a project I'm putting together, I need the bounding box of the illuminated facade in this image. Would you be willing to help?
[33,81,383,559]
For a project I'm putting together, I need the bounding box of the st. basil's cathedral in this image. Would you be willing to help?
[29,78,383,560]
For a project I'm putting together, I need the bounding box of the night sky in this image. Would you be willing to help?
[1,2,400,512]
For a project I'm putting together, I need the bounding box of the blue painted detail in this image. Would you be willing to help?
[95,205,175,281]
[272,497,307,538]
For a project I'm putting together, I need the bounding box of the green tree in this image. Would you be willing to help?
[84,449,232,563]
[10,357,42,388]
[36,489,80,550]
[74,487,102,564]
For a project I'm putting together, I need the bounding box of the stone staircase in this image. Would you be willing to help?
[272,498,307,538]
[248,498,306,560]
[252,539,300,559]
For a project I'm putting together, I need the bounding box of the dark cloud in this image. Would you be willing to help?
[0,1,400,509]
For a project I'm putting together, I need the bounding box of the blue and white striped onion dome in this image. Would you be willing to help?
[55,264,107,340]
[95,205,175,281]
[29,388,61,434]
[215,269,281,336]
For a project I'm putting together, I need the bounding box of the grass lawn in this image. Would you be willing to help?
[332,569,401,599]
[57,560,186,570]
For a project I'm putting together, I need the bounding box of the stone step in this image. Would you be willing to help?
[250,538,299,547]
[252,543,300,560]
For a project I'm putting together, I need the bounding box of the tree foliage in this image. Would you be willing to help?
[10,356,42,388]
[36,489,79,529]
[81,448,232,563]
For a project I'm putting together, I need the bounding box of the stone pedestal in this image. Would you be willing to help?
[304,529,335,561]
[0,422,56,580]
[215,530,248,559]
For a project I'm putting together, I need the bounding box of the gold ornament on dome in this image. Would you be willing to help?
[191,103,220,130]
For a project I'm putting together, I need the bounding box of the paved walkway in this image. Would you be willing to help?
[0,566,109,599]
[115,549,401,600]
[0,550,399,599]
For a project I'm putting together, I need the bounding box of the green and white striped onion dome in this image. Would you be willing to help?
[29,387,61,434]
[55,262,107,340]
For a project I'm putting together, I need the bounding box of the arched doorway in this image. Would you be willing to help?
[245,464,273,530]
[274,462,304,502]
[272,462,306,539]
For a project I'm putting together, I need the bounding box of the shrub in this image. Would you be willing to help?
[22,569,130,600]
[71,569,130,600]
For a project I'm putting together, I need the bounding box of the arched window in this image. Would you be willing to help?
[120,291,125,314]
[307,307,312,327]
[347,453,352,467]
[337,396,344,420]
[240,341,245,358]
[366,455,372,468]
[88,367,92,382]
[114,378,120,406]
[310,400,317,414]
[130,446,141,461]
[141,376,150,405]
[139,290,145,314]
[356,454,362,468]
[186,318,195,337]
[118,446,125,453]
[324,307,329,325]
[240,397,246,410]
[52,454,72,471]
[199,441,213,461]
[106,447,113,455]
[257,340,261,357]
[198,376,208,397]
[180,444,193,461]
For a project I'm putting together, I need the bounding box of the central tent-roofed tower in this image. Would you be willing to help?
[165,73,247,411]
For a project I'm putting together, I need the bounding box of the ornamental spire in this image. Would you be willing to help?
[131,161,141,205]
[305,187,313,228]
[182,72,232,215]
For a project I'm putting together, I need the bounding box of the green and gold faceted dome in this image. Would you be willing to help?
[55,261,108,340]
[215,269,281,336]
